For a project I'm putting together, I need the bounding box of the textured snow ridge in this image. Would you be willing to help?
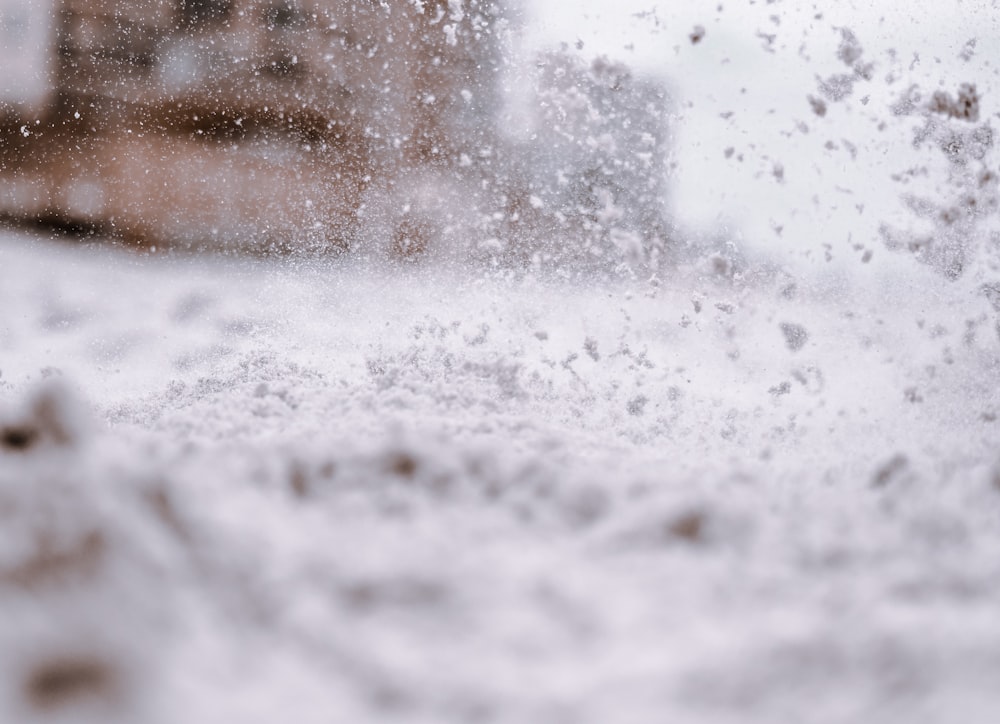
[3,231,1000,723]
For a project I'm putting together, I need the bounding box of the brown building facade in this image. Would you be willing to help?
[0,0,514,253]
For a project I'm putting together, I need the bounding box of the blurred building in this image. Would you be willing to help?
[0,0,514,252]
[0,1,673,270]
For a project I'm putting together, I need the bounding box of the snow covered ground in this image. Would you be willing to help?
[2,228,1000,723]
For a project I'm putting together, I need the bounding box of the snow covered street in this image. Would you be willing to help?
[2,229,1000,722]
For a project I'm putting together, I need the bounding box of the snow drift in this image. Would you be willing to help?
[2,231,1000,723]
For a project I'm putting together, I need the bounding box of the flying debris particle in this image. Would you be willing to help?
[861,249,873,263]
[780,323,809,351]
[928,83,980,122]
[757,32,776,52]
[632,7,662,29]
[724,147,735,159]
[817,73,856,101]
[1,426,37,452]
[666,510,706,543]
[24,655,119,711]
[871,453,909,487]
[959,38,977,62]
[708,254,734,277]
[773,163,785,183]
[837,27,864,66]
[626,395,648,416]
[769,381,791,397]
[1,380,88,451]
[690,25,706,44]
[981,283,1000,312]
[890,85,921,116]
[808,95,827,117]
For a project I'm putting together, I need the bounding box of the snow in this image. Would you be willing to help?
[3,228,1000,722]
[526,0,1000,271]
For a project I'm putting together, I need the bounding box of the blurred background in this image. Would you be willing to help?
[527,0,1000,279]
[0,0,673,272]
[4,0,999,282]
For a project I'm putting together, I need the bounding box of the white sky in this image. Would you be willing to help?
[525,0,1000,273]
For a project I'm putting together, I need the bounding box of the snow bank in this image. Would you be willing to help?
[2,230,1000,722]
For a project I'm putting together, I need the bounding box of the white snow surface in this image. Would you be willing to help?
[2,229,1000,723]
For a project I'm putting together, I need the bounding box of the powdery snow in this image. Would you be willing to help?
[2,229,1000,723]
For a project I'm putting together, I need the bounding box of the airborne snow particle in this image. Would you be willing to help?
[626,395,648,416]
[808,95,827,117]
[817,73,856,101]
[780,323,808,351]
[769,381,791,397]
[981,283,1000,312]
[690,25,706,44]
[836,27,864,67]
[959,38,977,62]
[871,453,909,487]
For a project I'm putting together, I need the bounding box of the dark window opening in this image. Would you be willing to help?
[263,2,300,30]
[178,0,232,28]
[263,55,303,78]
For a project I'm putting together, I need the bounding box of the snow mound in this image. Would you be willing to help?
[3,232,1000,722]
